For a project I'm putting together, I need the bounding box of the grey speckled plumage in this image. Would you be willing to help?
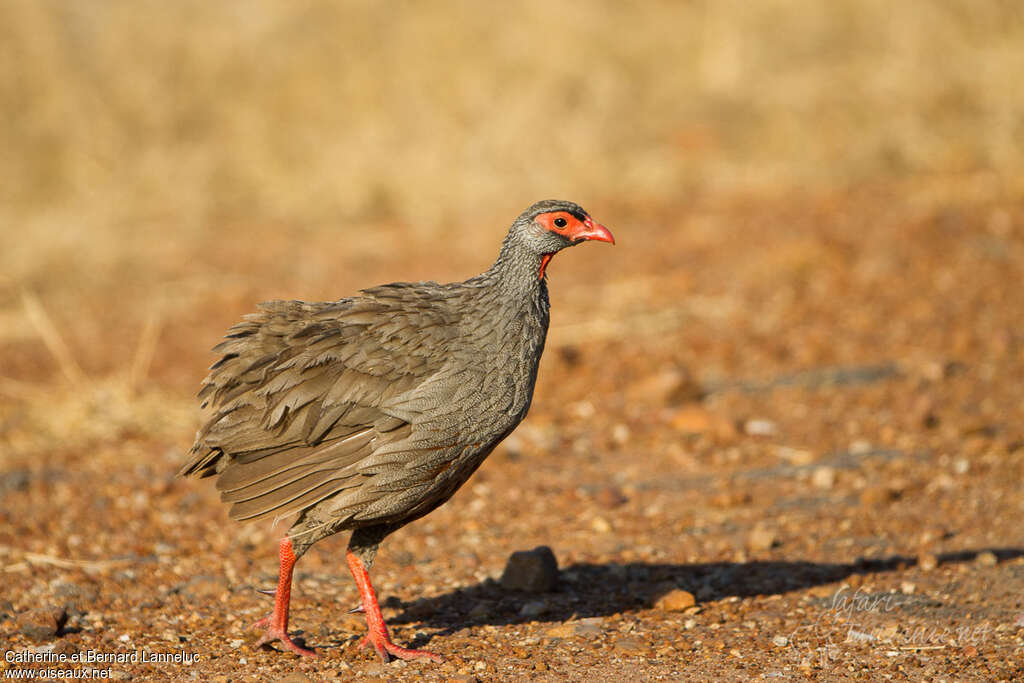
[179,200,613,660]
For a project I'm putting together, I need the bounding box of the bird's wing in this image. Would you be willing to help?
[180,288,463,523]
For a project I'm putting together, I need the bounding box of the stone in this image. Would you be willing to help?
[596,486,628,509]
[743,418,778,437]
[975,551,998,566]
[274,674,311,683]
[500,546,558,592]
[859,485,899,506]
[467,601,493,620]
[518,600,548,618]
[18,606,67,641]
[654,588,697,612]
[612,636,646,653]
[918,552,939,571]
[811,466,836,489]
[748,526,779,552]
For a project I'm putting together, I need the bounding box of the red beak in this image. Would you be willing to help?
[575,218,615,245]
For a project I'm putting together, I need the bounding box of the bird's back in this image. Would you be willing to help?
[181,277,547,528]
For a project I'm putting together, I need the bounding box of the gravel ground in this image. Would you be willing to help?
[2,183,1023,681]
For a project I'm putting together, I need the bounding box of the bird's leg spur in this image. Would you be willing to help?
[346,549,442,663]
[252,537,317,657]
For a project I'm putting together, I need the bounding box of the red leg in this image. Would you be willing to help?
[252,537,317,657]
[346,549,442,663]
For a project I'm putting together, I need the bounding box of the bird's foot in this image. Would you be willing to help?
[252,615,318,658]
[359,632,442,663]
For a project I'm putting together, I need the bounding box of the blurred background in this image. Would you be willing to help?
[2,0,1023,501]
[2,2,1024,677]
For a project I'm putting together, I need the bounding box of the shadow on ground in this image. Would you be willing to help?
[377,548,1024,648]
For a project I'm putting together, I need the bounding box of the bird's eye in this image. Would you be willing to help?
[553,217,568,228]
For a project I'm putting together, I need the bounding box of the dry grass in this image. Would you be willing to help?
[2,0,1024,458]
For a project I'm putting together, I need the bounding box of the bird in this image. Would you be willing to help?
[179,199,614,661]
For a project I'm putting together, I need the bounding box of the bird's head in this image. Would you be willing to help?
[510,200,614,279]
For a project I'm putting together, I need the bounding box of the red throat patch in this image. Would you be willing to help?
[538,253,554,279]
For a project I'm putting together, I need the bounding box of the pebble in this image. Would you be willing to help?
[591,516,612,533]
[52,639,78,656]
[859,485,899,506]
[653,588,696,612]
[17,606,67,641]
[611,423,631,446]
[500,546,558,592]
[811,466,836,489]
[669,405,714,434]
[467,601,493,620]
[743,418,778,437]
[274,674,311,683]
[446,676,479,683]
[918,552,939,571]
[900,581,917,595]
[975,551,998,566]
[772,635,789,647]
[596,486,628,508]
[748,526,778,552]
[612,636,646,653]
[518,600,548,618]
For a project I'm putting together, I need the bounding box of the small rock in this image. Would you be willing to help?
[900,582,916,595]
[772,635,789,647]
[52,639,78,656]
[975,551,998,567]
[573,617,604,637]
[17,606,67,641]
[850,440,873,454]
[612,636,646,653]
[610,424,630,446]
[776,446,815,465]
[274,674,311,683]
[743,418,778,437]
[811,466,836,490]
[467,602,493,620]
[859,485,899,506]
[0,469,31,493]
[918,552,939,571]
[596,486,628,508]
[962,644,979,658]
[748,526,779,552]
[518,600,548,618]
[500,546,558,592]
[654,588,696,612]
[627,367,704,406]
[545,623,576,638]
[446,676,479,683]
[590,516,612,533]
[669,405,713,434]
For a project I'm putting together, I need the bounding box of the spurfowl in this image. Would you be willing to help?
[179,200,614,661]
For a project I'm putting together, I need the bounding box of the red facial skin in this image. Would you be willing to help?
[535,211,615,278]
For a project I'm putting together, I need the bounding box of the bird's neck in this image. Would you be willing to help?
[479,233,551,299]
